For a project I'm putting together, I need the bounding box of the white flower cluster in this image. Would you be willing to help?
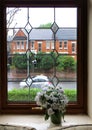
[35,86,68,116]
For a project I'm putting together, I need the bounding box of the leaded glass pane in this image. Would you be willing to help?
[7,7,77,102]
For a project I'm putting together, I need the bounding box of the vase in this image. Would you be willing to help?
[49,111,62,128]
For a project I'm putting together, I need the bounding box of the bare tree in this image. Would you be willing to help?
[7,8,21,29]
[7,8,21,55]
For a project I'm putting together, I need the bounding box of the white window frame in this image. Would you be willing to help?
[64,41,68,49]
[21,41,24,49]
[17,41,20,50]
[59,41,62,49]
[38,41,42,52]
[46,41,50,49]
[51,41,54,49]
[31,41,34,50]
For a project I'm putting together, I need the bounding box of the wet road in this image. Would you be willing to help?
[8,81,77,91]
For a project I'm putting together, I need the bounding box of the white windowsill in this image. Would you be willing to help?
[0,114,92,130]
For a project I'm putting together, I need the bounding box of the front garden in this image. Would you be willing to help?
[8,52,77,102]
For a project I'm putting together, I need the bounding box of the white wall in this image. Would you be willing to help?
[88,0,92,118]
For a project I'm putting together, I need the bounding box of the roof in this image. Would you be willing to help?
[29,28,77,40]
[13,29,27,40]
[56,28,77,40]
[13,36,27,40]
[29,29,53,40]
[8,28,77,41]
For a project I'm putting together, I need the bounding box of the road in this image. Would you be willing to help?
[8,81,77,91]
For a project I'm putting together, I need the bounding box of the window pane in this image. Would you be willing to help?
[7,7,77,102]
[55,8,77,27]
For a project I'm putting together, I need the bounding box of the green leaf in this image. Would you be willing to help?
[45,113,49,120]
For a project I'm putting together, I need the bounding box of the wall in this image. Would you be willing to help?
[88,0,92,118]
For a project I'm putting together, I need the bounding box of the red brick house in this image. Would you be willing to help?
[9,28,77,56]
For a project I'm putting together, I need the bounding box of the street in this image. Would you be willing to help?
[8,81,77,91]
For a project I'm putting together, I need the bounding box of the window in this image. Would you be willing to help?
[51,41,54,49]
[0,0,87,114]
[31,41,34,50]
[72,42,76,53]
[17,41,20,49]
[21,41,24,49]
[38,42,42,52]
[46,41,50,49]
[64,41,68,49]
[59,41,62,49]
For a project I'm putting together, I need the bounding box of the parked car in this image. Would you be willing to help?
[19,75,53,88]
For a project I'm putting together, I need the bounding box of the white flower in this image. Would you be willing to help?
[47,108,54,115]
[45,95,50,100]
[42,102,48,108]
[35,85,69,121]
[52,97,58,102]
[51,103,59,110]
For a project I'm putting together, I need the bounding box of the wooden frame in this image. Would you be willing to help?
[0,0,87,114]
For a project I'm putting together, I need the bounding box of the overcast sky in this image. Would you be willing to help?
[7,7,77,28]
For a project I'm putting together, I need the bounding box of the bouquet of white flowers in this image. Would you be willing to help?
[35,85,68,124]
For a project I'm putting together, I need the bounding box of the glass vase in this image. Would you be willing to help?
[49,111,62,128]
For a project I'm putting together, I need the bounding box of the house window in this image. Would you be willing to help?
[38,42,42,52]
[51,41,54,49]
[46,41,50,49]
[17,41,20,49]
[64,41,68,49]
[72,42,76,53]
[21,41,24,49]
[59,41,62,49]
[31,41,34,50]
[0,0,87,114]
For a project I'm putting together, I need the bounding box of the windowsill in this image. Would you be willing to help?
[0,114,92,130]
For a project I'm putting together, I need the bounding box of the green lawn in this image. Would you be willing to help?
[8,88,77,102]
